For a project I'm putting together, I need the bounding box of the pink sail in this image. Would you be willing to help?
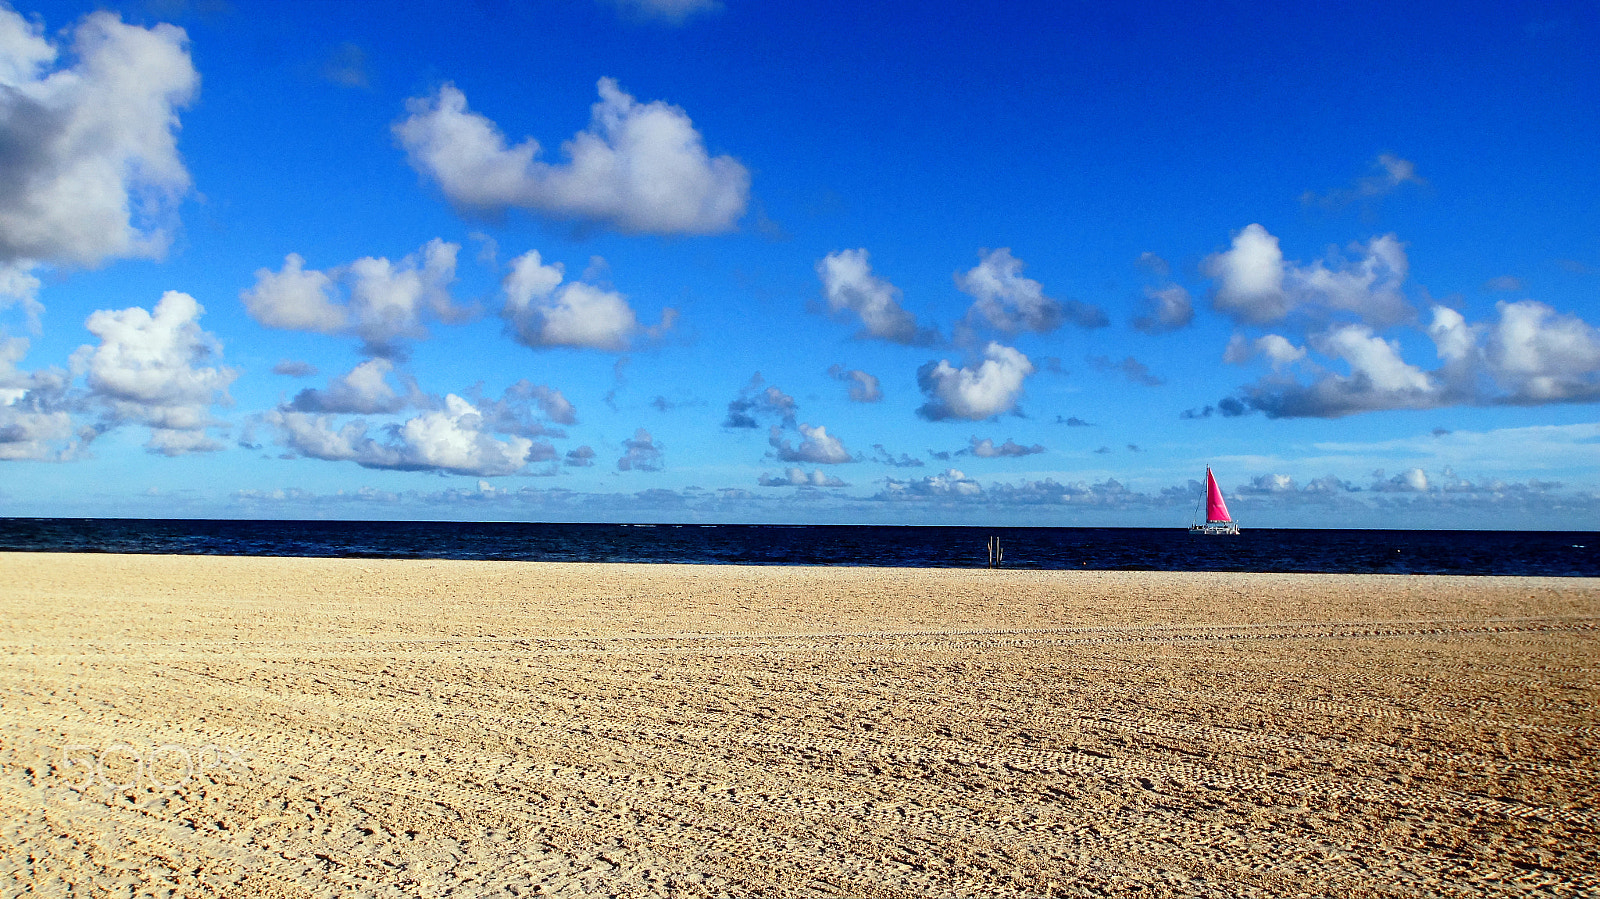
[1205,467,1232,522]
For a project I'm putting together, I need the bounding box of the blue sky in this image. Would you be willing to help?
[2,0,1598,528]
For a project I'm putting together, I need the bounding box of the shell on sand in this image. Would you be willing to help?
[1,553,1596,897]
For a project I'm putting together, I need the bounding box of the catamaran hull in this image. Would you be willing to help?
[1190,466,1240,534]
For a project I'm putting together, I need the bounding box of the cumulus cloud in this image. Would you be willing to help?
[758,467,847,488]
[1223,334,1307,370]
[288,358,411,415]
[71,290,237,452]
[269,394,540,476]
[962,436,1046,458]
[1372,467,1430,492]
[469,379,578,438]
[242,240,466,351]
[875,470,1148,508]
[827,364,882,402]
[0,396,75,461]
[1237,473,1297,494]
[1203,225,1411,326]
[1302,154,1423,208]
[769,423,853,464]
[917,342,1035,421]
[1483,300,1600,403]
[815,249,936,345]
[724,373,797,428]
[0,337,78,460]
[272,360,318,378]
[564,445,595,467]
[1217,300,1600,418]
[0,9,197,280]
[1132,284,1194,334]
[1089,355,1165,387]
[145,427,222,456]
[394,78,748,235]
[870,444,924,468]
[1204,224,1286,324]
[1484,275,1524,293]
[878,468,983,499]
[235,485,402,507]
[1232,473,1364,498]
[1236,324,1437,418]
[617,427,662,471]
[1216,464,1577,518]
[1056,415,1092,426]
[955,247,1105,335]
[501,249,672,351]
[0,262,43,330]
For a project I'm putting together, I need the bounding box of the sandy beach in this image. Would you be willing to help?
[0,552,1595,897]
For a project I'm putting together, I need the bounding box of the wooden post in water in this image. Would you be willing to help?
[987,535,1003,569]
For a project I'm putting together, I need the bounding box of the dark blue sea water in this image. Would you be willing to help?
[0,519,1595,576]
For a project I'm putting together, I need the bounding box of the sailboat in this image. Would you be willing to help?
[1189,466,1240,535]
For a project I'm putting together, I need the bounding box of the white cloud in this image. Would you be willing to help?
[0,336,76,460]
[1293,234,1410,324]
[618,427,663,471]
[816,249,935,345]
[397,395,537,476]
[874,472,1156,508]
[272,360,318,378]
[501,380,576,426]
[269,394,539,477]
[1089,354,1164,387]
[1230,324,1438,419]
[965,436,1045,458]
[1219,300,1600,418]
[287,358,410,415]
[879,468,983,499]
[1132,284,1193,334]
[955,248,1104,334]
[769,423,853,464]
[501,249,671,351]
[0,10,197,273]
[1372,467,1430,492]
[870,444,924,468]
[1224,334,1307,370]
[724,373,797,428]
[1302,154,1424,207]
[0,343,75,460]
[1320,325,1432,394]
[71,290,237,451]
[145,427,223,457]
[394,78,748,235]
[1237,473,1299,494]
[1309,423,1600,479]
[827,364,882,402]
[1484,300,1600,403]
[1204,224,1287,324]
[917,341,1035,421]
[242,240,465,349]
[0,262,43,330]
[1203,225,1411,326]
[758,467,847,488]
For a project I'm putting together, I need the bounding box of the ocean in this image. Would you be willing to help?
[0,519,1595,576]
